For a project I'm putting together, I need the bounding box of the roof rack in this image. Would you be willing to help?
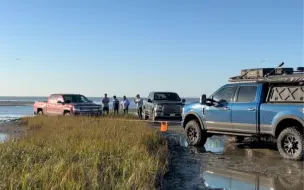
[229,62,304,83]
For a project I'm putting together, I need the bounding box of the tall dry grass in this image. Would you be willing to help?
[0,116,168,190]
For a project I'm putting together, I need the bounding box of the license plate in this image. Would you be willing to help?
[170,113,175,116]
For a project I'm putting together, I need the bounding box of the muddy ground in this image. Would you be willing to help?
[1,120,303,190]
[155,123,304,190]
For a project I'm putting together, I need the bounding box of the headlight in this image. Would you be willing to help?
[73,106,80,111]
[155,105,163,111]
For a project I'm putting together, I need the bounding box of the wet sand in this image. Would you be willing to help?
[0,119,27,142]
[152,123,304,190]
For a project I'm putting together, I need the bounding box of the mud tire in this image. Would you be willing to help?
[64,112,71,116]
[37,110,43,115]
[235,136,245,143]
[149,110,155,122]
[185,120,207,146]
[277,127,304,160]
[143,108,149,120]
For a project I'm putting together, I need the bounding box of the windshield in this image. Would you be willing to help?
[154,93,181,101]
[63,95,90,103]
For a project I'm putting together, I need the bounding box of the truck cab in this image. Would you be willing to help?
[182,65,304,160]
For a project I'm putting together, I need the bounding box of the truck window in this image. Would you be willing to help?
[57,96,64,103]
[154,93,181,101]
[148,93,153,100]
[63,95,90,103]
[236,86,257,102]
[212,86,237,103]
[49,95,58,104]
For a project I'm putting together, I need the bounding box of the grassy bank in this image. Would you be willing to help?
[0,116,168,189]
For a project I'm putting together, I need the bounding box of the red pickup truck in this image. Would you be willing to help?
[34,94,102,116]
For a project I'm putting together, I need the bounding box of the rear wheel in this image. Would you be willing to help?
[277,127,303,160]
[185,120,207,146]
[37,110,43,115]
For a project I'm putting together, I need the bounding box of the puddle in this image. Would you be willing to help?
[0,133,8,143]
[165,133,227,154]
[202,166,304,190]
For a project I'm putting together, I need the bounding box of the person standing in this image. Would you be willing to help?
[134,94,143,119]
[113,95,120,115]
[121,95,130,115]
[102,93,110,115]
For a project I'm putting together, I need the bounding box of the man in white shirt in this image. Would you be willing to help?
[134,94,143,119]
[121,95,130,115]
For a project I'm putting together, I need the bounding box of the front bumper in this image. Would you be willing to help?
[154,112,182,121]
[73,111,102,116]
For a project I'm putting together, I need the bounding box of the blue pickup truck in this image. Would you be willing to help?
[182,65,304,160]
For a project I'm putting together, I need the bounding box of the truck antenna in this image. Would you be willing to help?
[264,62,284,77]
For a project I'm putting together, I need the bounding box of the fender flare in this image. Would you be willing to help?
[183,111,205,130]
[272,115,304,136]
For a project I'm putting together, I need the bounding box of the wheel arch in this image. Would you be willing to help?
[273,116,304,137]
[183,112,205,130]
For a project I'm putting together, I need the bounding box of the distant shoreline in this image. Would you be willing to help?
[0,101,34,106]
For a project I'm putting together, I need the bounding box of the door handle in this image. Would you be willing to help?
[224,107,230,111]
[248,108,256,111]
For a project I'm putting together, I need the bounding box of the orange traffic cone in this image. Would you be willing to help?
[160,121,168,132]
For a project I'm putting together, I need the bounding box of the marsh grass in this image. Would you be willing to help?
[0,116,168,190]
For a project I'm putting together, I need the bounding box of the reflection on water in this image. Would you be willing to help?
[170,134,226,154]
[0,133,8,143]
[201,166,304,190]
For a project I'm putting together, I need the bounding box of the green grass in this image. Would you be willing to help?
[0,116,168,190]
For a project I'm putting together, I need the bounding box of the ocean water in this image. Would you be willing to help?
[0,96,199,123]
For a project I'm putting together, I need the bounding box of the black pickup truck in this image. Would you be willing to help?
[143,91,185,121]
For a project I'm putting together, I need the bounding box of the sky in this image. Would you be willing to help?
[0,0,303,98]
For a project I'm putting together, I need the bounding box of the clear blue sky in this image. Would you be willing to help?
[0,0,302,97]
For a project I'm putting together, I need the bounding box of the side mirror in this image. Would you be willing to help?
[200,94,207,104]
[57,100,64,104]
[182,99,186,103]
[89,100,93,103]
[205,98,214,106]
[147,99,152,103]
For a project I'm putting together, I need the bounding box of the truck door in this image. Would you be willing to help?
[231,84,258,133]
[46,95,58,116]
[204,86,237,131]
[55,95,65,115]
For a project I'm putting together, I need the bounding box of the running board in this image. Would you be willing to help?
[207,130,254,137]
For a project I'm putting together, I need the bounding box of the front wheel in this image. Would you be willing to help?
[185,120,207,146]
[277,127,303,160]
[37,110,43,115]
[143,108,149,120]
[64,112,71,116]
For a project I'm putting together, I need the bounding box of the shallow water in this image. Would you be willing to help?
[0,133,8,143]
[0,106,34,123]
[164,132,304,190]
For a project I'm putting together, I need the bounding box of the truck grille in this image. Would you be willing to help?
[163,105,181,114]
[80,106,100,111]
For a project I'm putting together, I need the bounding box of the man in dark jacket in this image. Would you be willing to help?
[113,95,119,115]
